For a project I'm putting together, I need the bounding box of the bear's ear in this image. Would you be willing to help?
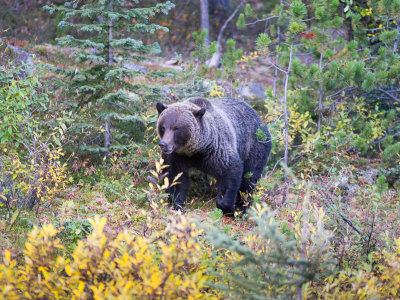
[156,102,167,115]
[193,107,206,119]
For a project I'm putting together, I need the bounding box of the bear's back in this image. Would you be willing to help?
[179,97,268,162]
[210,98,263,160]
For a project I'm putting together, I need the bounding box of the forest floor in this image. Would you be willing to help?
[1,41,399,272]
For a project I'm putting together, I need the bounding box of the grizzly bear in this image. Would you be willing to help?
[156,97,272,215]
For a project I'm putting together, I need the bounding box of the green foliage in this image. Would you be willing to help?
[380,141,400,185]
[255,128,267,141]
[382,142,400,165]
[322,238,400,298]
[0,63,48,146]
[255,0,400,168]
[2,1,400,298]
[256,33,272,55]
[376,175,388,195]
[291,1,307,18]
[58,219,93,249]
[244,172,253,179]
[99,175,137,203]
[236,13,246,30]
[44,0,174,152]
[244,4,254,17]
[192,29,217,62]
[361,72,375,92]
[209,208,223,225]
[0,147,69,210]
[0,64,69,211]
[206,203,334,298]
[270,24,277,37]
[222,38,243,81]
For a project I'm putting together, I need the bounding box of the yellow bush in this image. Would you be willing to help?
[0,216,218,299]
[1,146,69,209]
[322,237,400,299]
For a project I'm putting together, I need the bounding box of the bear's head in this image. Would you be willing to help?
[156,102,206,155]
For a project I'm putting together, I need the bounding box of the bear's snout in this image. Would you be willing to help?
[159,140,174,154]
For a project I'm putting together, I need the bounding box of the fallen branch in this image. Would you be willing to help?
[207,1,244,67]
[375,87,400,104]
[317,190,368,242]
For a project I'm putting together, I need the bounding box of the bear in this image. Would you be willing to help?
[156,97,272,215]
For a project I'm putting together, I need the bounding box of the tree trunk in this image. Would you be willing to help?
[273,0,283,96]
[200,0,210,46]
[393,22,399,53]
[105,0,113,150]
[341,2,353,42]
[317,27,324,132]
[272,24,280,96]
[207,1,243,67]
[105,116,111,150]
[282,42,293,205]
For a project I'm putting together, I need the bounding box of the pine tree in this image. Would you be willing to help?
[45,0,174,152]
[308,0,341,131]
[205,203,334,299]
[222,38,243,83]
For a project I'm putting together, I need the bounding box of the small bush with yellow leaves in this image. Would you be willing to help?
[322,237,400,299]
[0,216,217,299]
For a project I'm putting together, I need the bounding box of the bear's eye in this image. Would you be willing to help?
[159,126,165,135]
[173,127,179,131]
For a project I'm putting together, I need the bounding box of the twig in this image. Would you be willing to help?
[246,15,278,26]
[376,87,400,104]
[317,190,368,242]
[368,132,400,146]
[207,1,244,67]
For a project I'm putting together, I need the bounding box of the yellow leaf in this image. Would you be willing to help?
[88,216,107,233]
[4,250,11,265]
[162,177,170,189]
[65,265,72,276]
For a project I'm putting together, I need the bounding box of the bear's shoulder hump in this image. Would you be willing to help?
[185,97,213,111]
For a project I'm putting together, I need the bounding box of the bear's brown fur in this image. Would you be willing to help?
[156,97,271,215]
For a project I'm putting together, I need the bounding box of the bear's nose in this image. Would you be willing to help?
[159,141,167,148]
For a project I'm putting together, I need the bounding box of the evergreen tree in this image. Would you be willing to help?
[205,203,334,298]
[306,0,341,131]
[45,0,174,152]
[222,38,243,84]
[238,0,399,183]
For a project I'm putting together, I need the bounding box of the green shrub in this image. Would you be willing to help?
[205,203,334,298]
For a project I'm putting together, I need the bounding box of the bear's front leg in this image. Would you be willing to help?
[216,172,242,215]
[163,154,190,211]
[168,171,189,210]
